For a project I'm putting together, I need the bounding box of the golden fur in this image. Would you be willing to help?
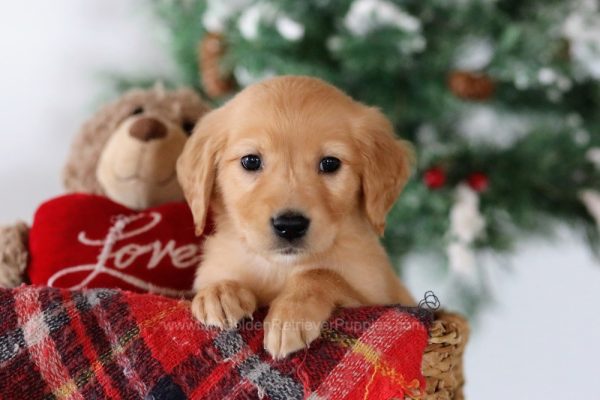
[177,76,415,358]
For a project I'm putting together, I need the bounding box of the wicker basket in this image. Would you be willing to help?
[422,312,469,399]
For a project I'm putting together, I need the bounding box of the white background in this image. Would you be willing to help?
[0,2,599,398]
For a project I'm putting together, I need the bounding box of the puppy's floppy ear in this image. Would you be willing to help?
[354,107,415,236]
[177,109,226,235]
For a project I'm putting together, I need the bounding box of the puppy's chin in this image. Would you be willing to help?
[248,240,310,265]
[269,249,305,265]
[264,237,332,265]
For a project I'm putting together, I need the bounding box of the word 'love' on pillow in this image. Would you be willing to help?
[27,194,208,297]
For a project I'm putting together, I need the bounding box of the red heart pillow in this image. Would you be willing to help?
[27,194,208,297]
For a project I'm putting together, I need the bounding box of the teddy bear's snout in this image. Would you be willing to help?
[129,117,167,142]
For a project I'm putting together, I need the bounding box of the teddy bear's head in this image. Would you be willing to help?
[63,85,210,209]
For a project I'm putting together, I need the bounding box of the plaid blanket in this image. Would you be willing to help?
[0,286,431,400]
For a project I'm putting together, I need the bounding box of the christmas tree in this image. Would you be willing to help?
[112,0,600,314]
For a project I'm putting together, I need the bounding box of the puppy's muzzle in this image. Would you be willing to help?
[271,212,310,241]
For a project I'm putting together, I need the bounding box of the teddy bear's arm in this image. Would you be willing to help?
[0,221,30,288]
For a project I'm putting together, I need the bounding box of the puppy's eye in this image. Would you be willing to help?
[182,120,195,136]
[241,154,262,171]
[319,156,341,173]
[131,106,144,115]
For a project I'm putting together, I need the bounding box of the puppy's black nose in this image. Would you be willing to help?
[271,212,310,241]
[129,117,167,142]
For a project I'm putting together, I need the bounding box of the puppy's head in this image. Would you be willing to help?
[178,76,413,261]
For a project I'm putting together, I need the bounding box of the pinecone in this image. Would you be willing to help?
[448,70,495,101]
[198,33,236,98]
[555,38,571,62]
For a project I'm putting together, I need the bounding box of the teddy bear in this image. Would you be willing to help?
[0,85,211,294]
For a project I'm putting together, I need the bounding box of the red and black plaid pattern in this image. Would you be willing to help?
[0,286,430,400]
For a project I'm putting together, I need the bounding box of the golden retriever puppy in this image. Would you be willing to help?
[177,76,415,359]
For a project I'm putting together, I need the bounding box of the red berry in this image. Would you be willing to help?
[468,172,489,192]
[423,167,446,189]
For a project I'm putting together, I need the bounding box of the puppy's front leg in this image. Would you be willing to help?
[264,269,365,359]
[191,280,257,329]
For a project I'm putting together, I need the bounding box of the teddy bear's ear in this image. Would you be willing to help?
[177,108,226,235]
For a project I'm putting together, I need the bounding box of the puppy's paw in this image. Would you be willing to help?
[263,298,331,359]
[191,281,257,329]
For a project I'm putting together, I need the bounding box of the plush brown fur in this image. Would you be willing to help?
[0,222,29,288]
[0,86,210,288]
[64,86,210,196]
[177,76,415,359]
